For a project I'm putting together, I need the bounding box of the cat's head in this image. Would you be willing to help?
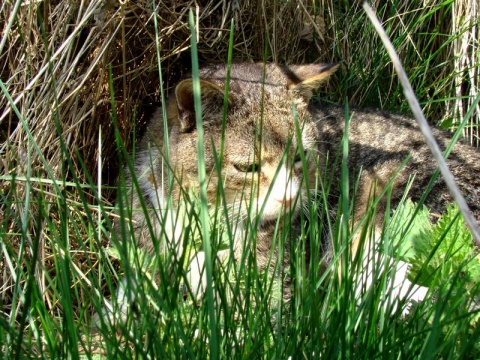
[166,63,338,225]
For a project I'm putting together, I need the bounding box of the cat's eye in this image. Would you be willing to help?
[234,163,261,173]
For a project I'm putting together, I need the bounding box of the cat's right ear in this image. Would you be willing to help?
[173,78,226,132]
[285,63,340,102]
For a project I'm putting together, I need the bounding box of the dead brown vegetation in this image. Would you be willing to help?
[0,0,328,191]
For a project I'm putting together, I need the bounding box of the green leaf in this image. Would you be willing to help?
[390,198,432,261]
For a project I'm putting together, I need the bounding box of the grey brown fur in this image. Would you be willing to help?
[313,105,480,232]
[119,62,480,294]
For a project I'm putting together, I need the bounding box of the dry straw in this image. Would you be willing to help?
[0,1,324,186]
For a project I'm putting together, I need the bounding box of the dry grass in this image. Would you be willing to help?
[0,0,327,184]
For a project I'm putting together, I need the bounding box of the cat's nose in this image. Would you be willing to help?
[273,193,296,207]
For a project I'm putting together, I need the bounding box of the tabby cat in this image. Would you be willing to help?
[119,62,480,298]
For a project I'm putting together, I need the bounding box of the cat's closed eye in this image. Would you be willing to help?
[234,162,261,173]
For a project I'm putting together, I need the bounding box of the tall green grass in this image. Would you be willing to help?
[317,0,479,146]
[1,1,479,359]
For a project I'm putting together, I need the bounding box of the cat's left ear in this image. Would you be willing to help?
[284,63,339,102]
[174,78,227,132]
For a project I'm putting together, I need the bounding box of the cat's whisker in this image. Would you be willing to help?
[313,114,336,125]
[224,201,250,226]
[310,147,327,156]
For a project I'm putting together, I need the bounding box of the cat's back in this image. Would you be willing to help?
[311,104,480,223]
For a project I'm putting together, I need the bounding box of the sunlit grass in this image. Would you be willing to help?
[0,1,479,359]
